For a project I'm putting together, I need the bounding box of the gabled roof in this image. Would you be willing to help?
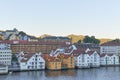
[41,54,61,62]
[47,56,61,62]
[100,53,114,57]
[58,54,73,59]
[73,48,86,57]
[21,53,34,62]
[87,51,95,56]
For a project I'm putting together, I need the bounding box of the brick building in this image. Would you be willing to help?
[0,40,71,54]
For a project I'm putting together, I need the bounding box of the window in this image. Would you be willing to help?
[70,57,72,64]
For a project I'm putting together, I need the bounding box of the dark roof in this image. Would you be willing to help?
[101,41,120,46]
[41,36,71,40]
[73,48,86,57]
[75,43,100,48]
[100,53,114,57]
[0,40,70,46]
[87,51,95,56]
[21,53,34,62]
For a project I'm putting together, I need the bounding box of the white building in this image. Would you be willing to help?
[18,52,45,71]
[73,48,100,68]
[89,51,100,67]
[0,63,8,74]
[0,43,12,66]
[100,54,119,66]
[74,51,90,68]
[100,41,120,55]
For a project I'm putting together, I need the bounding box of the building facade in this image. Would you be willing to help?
[100,41,120,55]
[100,54,119,66]
[18,52,45,70]
[73,48,100,68]
[0,43,12,66]
[0,63,8,74]
[0,40,71,54]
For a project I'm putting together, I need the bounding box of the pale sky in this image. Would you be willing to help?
[0,0,120,39]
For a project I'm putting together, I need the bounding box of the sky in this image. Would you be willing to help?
[0,0,120,39]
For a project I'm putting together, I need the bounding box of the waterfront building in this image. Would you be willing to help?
[100,54,119,66]
[0,63,8,74]
[58,54,75,69]
[43,54,61,70]
[18,52,45,71]
[0,42,12,66]
[73,49,90,68]
[73,48,100,68]
[42,45,75,70]
[89,51,100,67]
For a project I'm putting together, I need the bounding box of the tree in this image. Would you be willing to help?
[112,39,120,43]
[77,40,81,44]
[83,35,100,44]
[12,54,18,62]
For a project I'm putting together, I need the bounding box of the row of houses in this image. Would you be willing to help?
[17,46,119,71]
[1,40,120,73]
[0,28,38,41]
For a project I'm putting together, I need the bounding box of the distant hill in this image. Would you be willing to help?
[0,29,113,44]
[99,38,112,44]
[38,34,52,38]
[67,34,84,43]
[67,34,112,44]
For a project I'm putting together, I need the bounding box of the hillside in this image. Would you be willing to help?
[67,34,112,44]
[67,34,84,43]
[99,38,112,44]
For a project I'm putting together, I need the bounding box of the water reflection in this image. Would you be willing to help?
[45,69,76,77]
[0,67,120,80]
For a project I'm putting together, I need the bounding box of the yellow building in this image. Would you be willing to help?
[0,34,4,40]
[41,54,61,70]
[57,54,75,69]
[42,53,75,70]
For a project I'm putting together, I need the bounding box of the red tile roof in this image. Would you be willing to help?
[0,40,70,46]
[87,51,95,56]
[72,48,86,57]
[21,53,34,62]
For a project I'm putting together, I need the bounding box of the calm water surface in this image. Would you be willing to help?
[0,67,120,80]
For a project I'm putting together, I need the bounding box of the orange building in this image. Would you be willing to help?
[57,54,75,69]
[41,54,61,70]
[42,53,75,70]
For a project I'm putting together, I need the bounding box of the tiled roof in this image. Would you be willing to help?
[21,53,34,62]
[101,41,120,46]
[73,48,86,57]
[87,51,95,56]
[0,40,70,46]
[41,36,71,40]
[41,54,61,62]
[75,43,99,48]
[47,56,61,62]
[100,53,114,57]
[58,54,72,59]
